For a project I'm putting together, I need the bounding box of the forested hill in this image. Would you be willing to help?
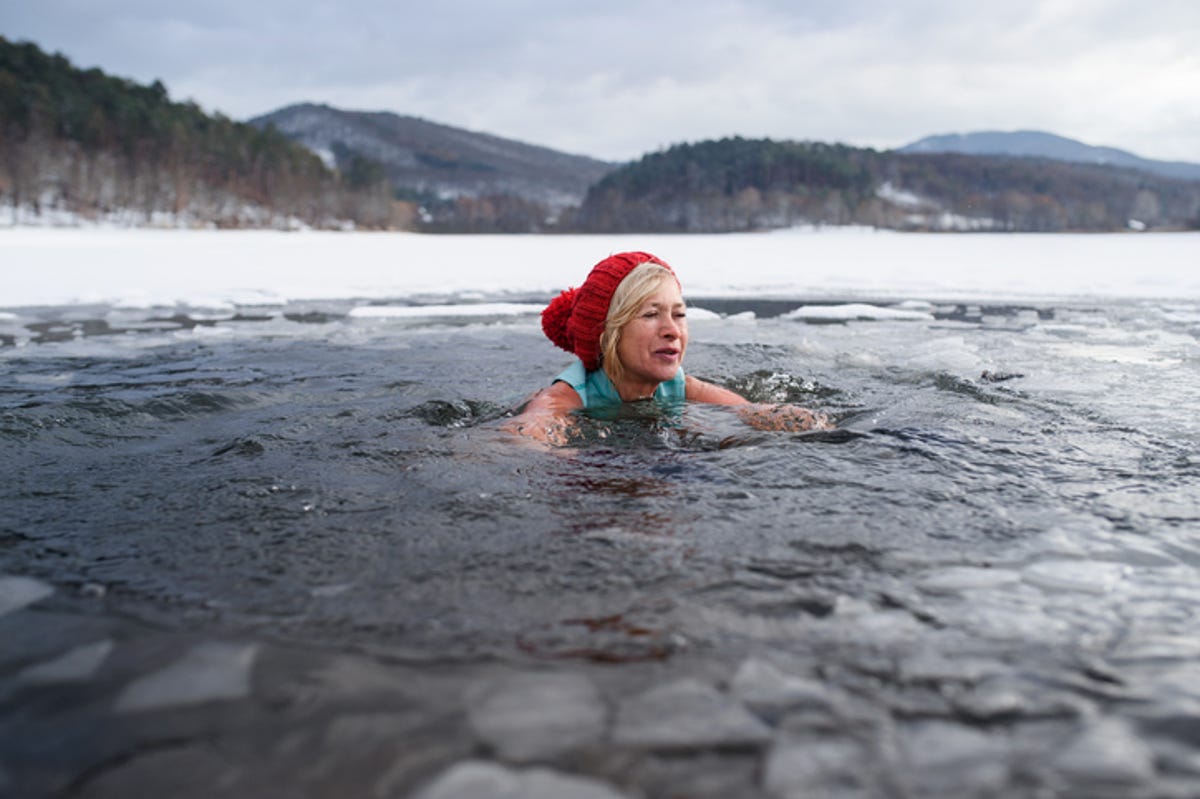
[250,104,616,211]
[577,137,1200,233]
[0,37,403,229]
[248,103,618,234]
[4,36,1197,234]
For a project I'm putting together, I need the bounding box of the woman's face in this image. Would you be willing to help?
[615,278,688,394]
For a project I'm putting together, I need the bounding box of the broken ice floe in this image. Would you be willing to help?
[115,641,259,712]
[17,639,114,684]
[466,671,606,761]
[0,575,54,617]
[613,678,771,749]
[412,760,630,799]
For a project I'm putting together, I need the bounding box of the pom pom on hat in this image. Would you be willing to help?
[541,251,675,371]
[541,286,578,353]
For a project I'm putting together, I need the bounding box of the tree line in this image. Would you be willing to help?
[0,37,407,228]
[5,36,1198,233]
[574,137,1200,233]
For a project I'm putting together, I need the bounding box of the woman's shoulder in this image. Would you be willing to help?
[527,380,583,414]
[554,359,588,389]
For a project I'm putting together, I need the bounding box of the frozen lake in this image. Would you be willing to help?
[4,226,1200,309]
[2,228,1200,798]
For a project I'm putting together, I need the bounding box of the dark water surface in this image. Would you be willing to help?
[2,296,1200,798]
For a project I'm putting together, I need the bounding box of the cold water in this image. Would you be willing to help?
[2,234,1200,798]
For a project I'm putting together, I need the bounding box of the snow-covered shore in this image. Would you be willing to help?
[4,226,1198,309]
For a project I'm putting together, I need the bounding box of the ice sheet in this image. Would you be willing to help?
[4,228,1198,310]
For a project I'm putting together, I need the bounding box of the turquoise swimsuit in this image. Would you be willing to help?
[554,360,686,409]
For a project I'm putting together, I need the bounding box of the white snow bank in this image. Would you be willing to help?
[783,303,936,322]
[348,303,545,319]
[3,227,1199,310]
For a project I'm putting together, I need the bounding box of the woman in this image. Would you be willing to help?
[511,251,830,444]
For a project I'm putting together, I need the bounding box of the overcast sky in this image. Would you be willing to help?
[4,1,1198,163]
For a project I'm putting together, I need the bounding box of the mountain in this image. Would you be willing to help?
[5,33,1195,235]
[249,103,618,212]
[901,130,1200,182]
[0,37,400,229]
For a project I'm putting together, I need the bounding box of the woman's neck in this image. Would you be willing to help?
[610,374,660,402]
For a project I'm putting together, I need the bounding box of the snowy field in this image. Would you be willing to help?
[3,227,1199,310]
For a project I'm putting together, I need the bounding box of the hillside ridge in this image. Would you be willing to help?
[249,103,617,210]
[901,130,1200,182]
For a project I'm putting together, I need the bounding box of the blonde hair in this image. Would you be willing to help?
[599,262,680,386]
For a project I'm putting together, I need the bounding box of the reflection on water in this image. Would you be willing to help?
[2,297,1200,797]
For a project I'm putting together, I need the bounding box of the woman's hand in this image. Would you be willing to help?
[502,412,578,446]
[736,403,833,432]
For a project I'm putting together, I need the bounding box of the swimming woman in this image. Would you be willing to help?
[510,251,831,444]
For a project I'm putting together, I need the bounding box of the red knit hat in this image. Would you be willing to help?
[542,251,676,371]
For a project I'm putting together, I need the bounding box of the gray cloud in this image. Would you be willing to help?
[4,0,1198,161]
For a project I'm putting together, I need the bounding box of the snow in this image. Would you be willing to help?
[348,303,545,319]
[2,227,1199,311]
[313,147,338,169]
[782,303,935,322]
[683,306,722,320]
[876,181,925,207]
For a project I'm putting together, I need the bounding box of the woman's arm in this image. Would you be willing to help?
[504,381,583,445]
[686,375,833,432]
[685,375,750,405]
